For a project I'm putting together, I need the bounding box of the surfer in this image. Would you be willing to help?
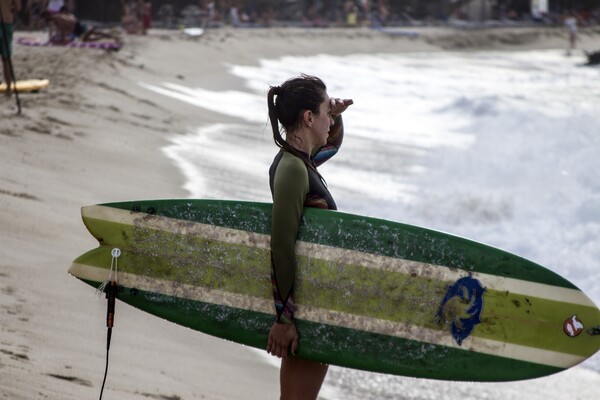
[266,74,353,399]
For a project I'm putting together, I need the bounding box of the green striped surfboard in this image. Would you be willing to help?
[69,199,600,381]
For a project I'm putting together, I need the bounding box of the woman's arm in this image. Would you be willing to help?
[313,98,353,166]
[270,153,309,322]
[313,114,344,167]
[267,154,308,358]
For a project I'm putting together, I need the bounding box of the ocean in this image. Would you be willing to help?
[141,49,600,399]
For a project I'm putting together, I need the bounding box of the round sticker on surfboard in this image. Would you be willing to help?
[563,315,584,337]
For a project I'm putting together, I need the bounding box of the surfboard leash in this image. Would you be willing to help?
[97,248,121,400]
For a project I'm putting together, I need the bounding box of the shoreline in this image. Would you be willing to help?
[1,26,599,399]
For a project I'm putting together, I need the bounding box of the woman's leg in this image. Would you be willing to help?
[2,58,13,97]
[280,357,328,400]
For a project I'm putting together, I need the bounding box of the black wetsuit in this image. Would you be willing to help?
[269,116,344,323]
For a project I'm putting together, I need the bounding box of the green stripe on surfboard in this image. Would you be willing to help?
[70,199,600,381]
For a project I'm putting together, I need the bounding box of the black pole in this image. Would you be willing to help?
[0,3,21,114]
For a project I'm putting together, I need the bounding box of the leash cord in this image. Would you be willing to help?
[99,327,112,400]
[98,249,120,400]
[99,280,116,400]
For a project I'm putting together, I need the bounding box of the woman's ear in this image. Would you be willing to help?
[302,110,313,126]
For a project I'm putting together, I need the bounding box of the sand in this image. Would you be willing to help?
[1,25,599,400]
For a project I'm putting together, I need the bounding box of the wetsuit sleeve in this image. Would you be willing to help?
[271,153,309,323]
[313,114,344,167]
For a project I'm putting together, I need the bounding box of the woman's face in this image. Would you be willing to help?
[310,94,334,147]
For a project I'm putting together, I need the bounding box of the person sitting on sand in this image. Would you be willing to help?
[42,9,119,44]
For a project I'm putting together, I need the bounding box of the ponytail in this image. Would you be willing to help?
[267,85,289,152]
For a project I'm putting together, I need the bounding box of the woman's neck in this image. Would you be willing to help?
[286,130,314,155]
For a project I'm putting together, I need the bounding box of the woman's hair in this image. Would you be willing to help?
[267,74,327,154]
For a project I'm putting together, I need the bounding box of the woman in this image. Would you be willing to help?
[266,74,353,399]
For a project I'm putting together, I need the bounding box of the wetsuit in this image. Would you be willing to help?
[269,115,344,324]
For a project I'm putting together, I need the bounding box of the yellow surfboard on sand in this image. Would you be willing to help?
[0,79,49,93]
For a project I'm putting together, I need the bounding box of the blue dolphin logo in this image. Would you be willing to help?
[436,276,486,346]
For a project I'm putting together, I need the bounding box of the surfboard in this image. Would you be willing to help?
[69,199,600,382]
[0,79,49,93]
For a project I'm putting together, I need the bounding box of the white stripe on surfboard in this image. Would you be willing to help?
[83,205,594,307]
[69,262,585,369]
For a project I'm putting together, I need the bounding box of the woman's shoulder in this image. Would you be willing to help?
[269,150,309,196]
[277,151,308,176]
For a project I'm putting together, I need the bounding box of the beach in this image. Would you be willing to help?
[1,25,599,399]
